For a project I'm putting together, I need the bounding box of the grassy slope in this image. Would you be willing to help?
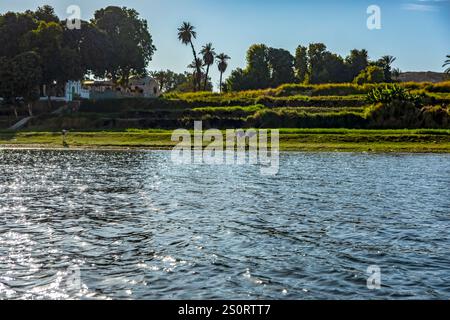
[1,129,449,152]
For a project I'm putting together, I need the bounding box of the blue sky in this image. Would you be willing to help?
[1,0,449,88]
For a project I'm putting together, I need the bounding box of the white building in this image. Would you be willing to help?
[128,76,161,97]
[65,80,90,101]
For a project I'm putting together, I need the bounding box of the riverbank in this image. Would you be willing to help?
[1,129,450,152]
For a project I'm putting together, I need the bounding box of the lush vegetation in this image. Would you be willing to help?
[224,43,402,91]
[1,129,449,153]
[7,81,444,132]
[0,5,155,116]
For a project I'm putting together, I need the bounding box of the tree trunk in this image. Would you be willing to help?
[13,107,18,119]
[27,103,33,117]
[190,41,201,91]
[204,64,210,91]
[219,72,223,93]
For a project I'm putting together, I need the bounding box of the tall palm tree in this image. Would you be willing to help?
[443,55,450,74]
[178,22,201,91]
[216,53,230,93]
[200,43,216,91]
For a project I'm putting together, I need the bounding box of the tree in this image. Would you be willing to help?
[200,43,216,91]
[216,53,230,93]
[353,66,385,85]
[188,58,204,91]
[92,6,156,87]
[346,49,369,81]
[321,52,347,83]
[443,55,450,74]
[307,43,327,84]
[226,68,247,91]
[294,45,308,83]
[178,22,201,91]
[0,56,19,118]
[176,72,212,92]
[392,68,401,80]
[268,48,295,87]
[150,70,189,93]
[225,44,271,91]
[12,52,42,116]
[377,55,396,82]
[27,5,60,23]
[62,20,112,79]
[0,11,37,58]
[245,44,271,89]
[25,21,64,104]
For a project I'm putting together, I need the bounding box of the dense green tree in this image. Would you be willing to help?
[216,53,231,93]
[200,43,216,91]
[245,44,271,89]
[321,52,347,83]
[12,51,42,116]
[0,56,19,117]
[294,45,308,83]
[346,49,369,81]
[307,43,327,84]
[28,5,60,23]
[92,6,156,86]
[0,12,37,58]
[268,48,295,87]
[226,68,247,91]
[178,22,201,91]
[25,21,64,101]
[64,21,113,78]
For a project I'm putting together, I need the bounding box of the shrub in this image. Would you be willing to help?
[366,85,423,105]
[421,105,450,128]
[248,108,367,128]
[354,66,385,85]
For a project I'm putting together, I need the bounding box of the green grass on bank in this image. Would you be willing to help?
[1,129,449,153]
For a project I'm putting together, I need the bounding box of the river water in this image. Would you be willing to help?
[0,149,449,299]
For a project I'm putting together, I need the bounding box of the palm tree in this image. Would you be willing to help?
[392,68,401,80]
[380,55,396,68]
[443,55,450,74]
[200,43,216,91]
[216,53,230,93]
[188,58,204,91]
[178,22,201,91]
[378,55,397,82]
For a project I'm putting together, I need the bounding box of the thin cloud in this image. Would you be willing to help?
[402,3,438,11]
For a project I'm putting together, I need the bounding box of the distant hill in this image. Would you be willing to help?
[397,72,448,83]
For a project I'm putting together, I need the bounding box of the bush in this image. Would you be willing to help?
[366,101,422,128]
[366,85,423,105]
[249,108,367,128]
[421,105,450,128]
[354,66,385,85]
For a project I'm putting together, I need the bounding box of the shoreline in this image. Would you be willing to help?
[1,144,450,154]
[1,129,450,153]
